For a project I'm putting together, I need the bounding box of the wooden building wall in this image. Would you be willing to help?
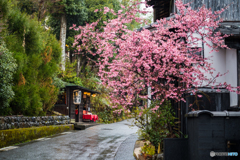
[148,0,175,21]
[183,0,240,21]
[149,0,240,22]
[53,105,68,115]
[53,89,69,115]
[69,88,76,123]
[79,103,83,122]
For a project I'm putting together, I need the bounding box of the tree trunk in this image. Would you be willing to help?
[60,14,67,71]
[76,54,81,77]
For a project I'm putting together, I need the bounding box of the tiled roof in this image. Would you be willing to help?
[138,18,240,36]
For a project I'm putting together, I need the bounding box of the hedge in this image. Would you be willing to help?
[0,124,73,148]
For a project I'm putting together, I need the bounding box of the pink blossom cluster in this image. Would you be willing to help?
[71,0,238,113]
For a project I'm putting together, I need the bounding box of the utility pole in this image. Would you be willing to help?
[147,86,151,108]
[146,85,151,129]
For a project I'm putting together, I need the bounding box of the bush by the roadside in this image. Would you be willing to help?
[135,100,177,153]
[0,43,17,115]
[0,124,73,148]
[96,108,130,124]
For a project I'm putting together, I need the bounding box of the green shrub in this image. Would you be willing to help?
[0,43,17,115]
[141,143,155,157]
[135,100,177,153]
[0,125,73,148]
[97,109,114,123]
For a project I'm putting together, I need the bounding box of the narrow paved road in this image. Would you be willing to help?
[0,119,138,160]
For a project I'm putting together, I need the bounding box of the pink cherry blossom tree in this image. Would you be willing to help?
[71,0,237,115]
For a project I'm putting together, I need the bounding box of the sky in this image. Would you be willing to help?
[140,0,153,23]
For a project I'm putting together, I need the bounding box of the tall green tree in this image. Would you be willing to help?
[0,1,62,116]
[48,0,88,70]
[15,0,86,71]
[48,0,122,76]
[85,0,121,27]
[16,0,62,22]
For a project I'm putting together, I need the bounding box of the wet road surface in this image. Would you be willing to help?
[0,119,138,160]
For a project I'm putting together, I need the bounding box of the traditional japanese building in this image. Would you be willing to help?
[54,83,100,123]
[144,0,240,134]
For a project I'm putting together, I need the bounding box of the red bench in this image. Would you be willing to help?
[83,110,98,122]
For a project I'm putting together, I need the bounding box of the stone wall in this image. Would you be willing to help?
[0,116,70,130]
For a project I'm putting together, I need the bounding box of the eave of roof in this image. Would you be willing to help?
[217,22,240,35]
[138,15,240,36]
[65,83,100,94]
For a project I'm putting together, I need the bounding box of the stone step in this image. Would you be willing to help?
[74,122,99,130]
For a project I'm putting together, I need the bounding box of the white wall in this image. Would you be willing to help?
[188,31,238,107]
[204,42,226,85]
[203,42,237,107]
[225,49,238,106]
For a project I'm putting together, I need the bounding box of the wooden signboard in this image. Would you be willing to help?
[73,90,81,104]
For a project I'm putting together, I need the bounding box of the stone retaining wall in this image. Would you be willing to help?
[0,116,70,130]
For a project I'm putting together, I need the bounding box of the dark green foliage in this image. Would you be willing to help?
[17,0,39,16]
[97,109,113,123]
[48,0,121,39]
[136,100,177,152]
[96,108,127,123]
[58,60,83,85]
[16,0,62,22]
[85,0,121,28]
[0,43,17,115]
[1,3,62,116]
[0,0,9,19]
[48,0,88,40]
[146,101,176,149]
[48,0,121,69]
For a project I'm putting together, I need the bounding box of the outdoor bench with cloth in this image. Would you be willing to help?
[82,110,98,122]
